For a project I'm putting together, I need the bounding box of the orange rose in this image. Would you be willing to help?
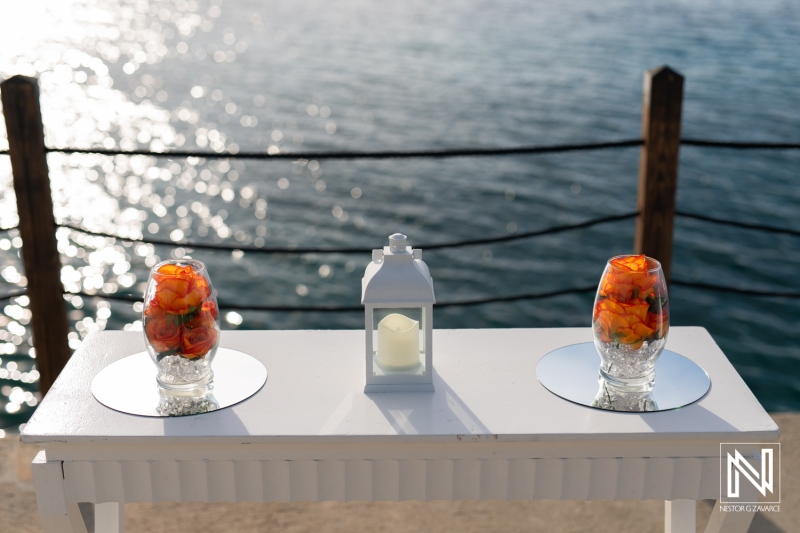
[599,254,661,301]
[594,305,644,348]
[600,271,657,300]
[186,301,217,330]
[144,297,165,318]
[593,255,669,348]
[645,309,669,339]
[153,264,211,315]
[145,314,183,353]
[610,255,647,271]
[181,326,218,359]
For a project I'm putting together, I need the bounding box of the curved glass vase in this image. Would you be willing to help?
[591,376,658,412]
[143,259,220,392]
[592,255,669,393]
[156,387,220,416]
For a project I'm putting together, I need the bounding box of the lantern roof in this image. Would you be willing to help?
[361,234,435,305]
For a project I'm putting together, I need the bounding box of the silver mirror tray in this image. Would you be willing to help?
[91,348,267,417]
[536,342,710,412]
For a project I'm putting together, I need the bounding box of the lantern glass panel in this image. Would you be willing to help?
[372,307,426,376]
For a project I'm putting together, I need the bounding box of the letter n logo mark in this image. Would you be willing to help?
[720,443,780,504]
[728,449,772,497]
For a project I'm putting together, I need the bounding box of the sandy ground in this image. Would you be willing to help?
[1,413,796,533]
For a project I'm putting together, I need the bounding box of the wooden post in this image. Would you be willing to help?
[2,75,71,396]
[634,66,684,282]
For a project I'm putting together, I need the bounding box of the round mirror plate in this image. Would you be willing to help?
[91,348,267,417]
[536,342,710,412]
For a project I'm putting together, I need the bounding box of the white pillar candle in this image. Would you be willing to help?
[377,313,421,370]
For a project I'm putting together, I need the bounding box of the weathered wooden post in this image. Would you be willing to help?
[2,75,71,396]
[634,66,684,282]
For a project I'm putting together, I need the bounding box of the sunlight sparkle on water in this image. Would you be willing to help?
[0,0,265,425]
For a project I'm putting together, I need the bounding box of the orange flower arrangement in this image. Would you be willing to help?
[593,254,668,350]
[144,263,219,360]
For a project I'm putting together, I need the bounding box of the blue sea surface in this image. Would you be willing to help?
[0,0,798,431]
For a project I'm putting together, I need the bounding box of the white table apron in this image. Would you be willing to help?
[22,328,779,533]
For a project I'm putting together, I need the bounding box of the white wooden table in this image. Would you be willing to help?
[22,328,779,533]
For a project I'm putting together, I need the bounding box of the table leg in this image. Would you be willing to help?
[665,499,695,533]
[38,503,90,533]
[94,502,124,533]
[77,502,124,533]
[31,450,98,533]
[703,500,756,533]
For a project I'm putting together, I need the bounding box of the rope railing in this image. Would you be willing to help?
[68,276,800,315]
[681,139,800,149]
[3,137,799,161]
[671,280,800,298]
[54,204,800,309]
[58,211,639,254]
[58,209,800,259]
[69,290,363,312]
[69,286,600,313]
[43,139,644,159]
[0,289,27,303]
[676,211,800,238]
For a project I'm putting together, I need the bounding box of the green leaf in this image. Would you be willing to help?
[646,294,662,314]
[167,307,201,326]
[156,349,176,362]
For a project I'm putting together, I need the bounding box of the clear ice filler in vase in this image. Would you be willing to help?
[143,260,220,391]
[592,254,669,392]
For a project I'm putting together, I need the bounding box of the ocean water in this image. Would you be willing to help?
[0,0,798,431]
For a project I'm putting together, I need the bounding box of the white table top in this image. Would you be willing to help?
[21,327,778,445]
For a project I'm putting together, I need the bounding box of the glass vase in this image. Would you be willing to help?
[156,386,220,416]
[143,259,220,392]
[591,375,658,412]
[592,255,669,393]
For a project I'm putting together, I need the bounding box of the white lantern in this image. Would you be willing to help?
[362,233,435,393]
